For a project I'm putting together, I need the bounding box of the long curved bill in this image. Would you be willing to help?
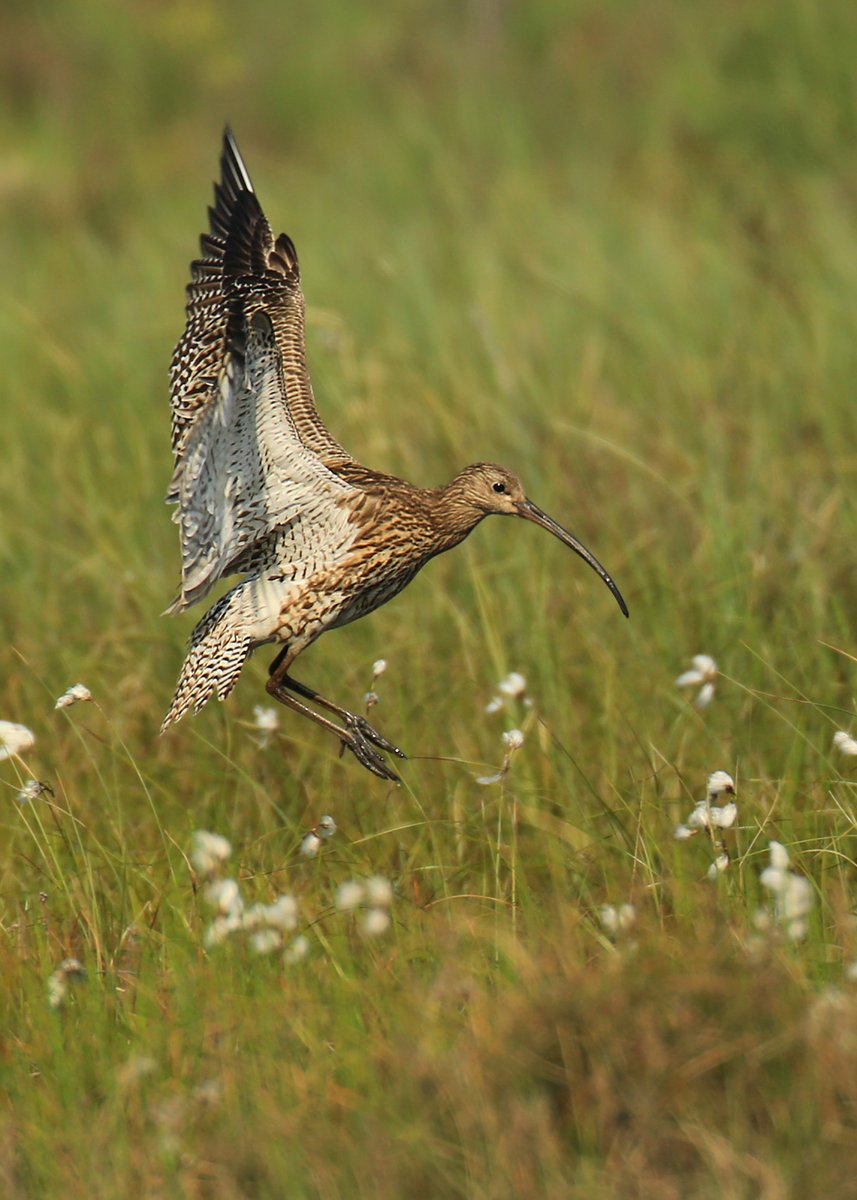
[515,499,629,618]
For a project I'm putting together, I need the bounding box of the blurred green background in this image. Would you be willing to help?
[4,2,857,1195]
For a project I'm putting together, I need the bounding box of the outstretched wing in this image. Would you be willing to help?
[167,128,358,611]
[169,126,352,468]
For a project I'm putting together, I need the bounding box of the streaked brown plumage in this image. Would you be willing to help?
[162,128,628,780]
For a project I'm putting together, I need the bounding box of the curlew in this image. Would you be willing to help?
[161,129,628,781]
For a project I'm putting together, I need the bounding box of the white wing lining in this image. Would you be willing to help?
[168,311,357,611]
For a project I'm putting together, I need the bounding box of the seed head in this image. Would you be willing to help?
[249,929,282,955]
[598,903,636,936]
[364,875,393,908]
[263,894,299,931]
[707,770,735,798]
[54,684,92,710]
[360,908,391,936]
[252,705,279,748]
[335,880,365,911]
[203,912,243,947]
[675,655,718,709]
[706,852,730,879]
[47,957,86,1009]
[0,721,35,761]
[758,841,814,942]
[16,779,53,804]
[476,727,526,785]
[833,730,857,757]
[285,934,310,964]
[300,831,322,858]
[190,830,232,875]
[498,672,527,698]
[204,878,242,916]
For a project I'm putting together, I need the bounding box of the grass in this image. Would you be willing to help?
[3,0,857,1194]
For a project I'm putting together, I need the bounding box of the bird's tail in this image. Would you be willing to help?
[161,583,255,732]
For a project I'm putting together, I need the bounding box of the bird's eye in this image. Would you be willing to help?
[492,481,506,494]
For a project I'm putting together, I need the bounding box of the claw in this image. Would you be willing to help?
[345,713,408,760]
[341,733,401,782]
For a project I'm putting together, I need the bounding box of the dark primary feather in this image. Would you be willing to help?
[167,128,356,612]
[168,127,350,472]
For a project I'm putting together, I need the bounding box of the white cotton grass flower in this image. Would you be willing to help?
[763,840,791,877]
[202,886,298,949]
[706,852,730,880]
[475,769,506,785]
[598,903,636,936]
[252,705,279,748]
[285,934,310,964]
[365,660,388,711]
[54,684,92,710]
[476,728,526,786]
[300,831,323,858]
[498,672,527,699]
[758,841,814,942]
[203,912,244,947]
[360,908,391,937]
[674,770,737,879]
[203,878,242,916]
[485,671,530,714]
[317,815,336,838]
[249,929,282,955]
[707,770,735,798]
[336,876,394,936]
[674,770,737,839]
[675,654,718,709]
[0,721,35,762]
[190,830,232,875]
[262,894,299,931]
[833,731,857,757]
[239,902,269,930]
[300,814,336,857]
[16,779,52,804]
[335,880,365,911]
[47,957,86,1009]
[686,801,738,831]
[364,875,393,908]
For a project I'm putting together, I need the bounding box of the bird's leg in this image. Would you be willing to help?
[266,648,408,758]
[278,672,407,761]
[266,651,403,782]
[265,679,401,782]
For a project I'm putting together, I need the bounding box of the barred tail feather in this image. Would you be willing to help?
[161,585,255,732]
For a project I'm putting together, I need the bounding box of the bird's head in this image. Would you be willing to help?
[452,463,528,515]
[448,463,629,618]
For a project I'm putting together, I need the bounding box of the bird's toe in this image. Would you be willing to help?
[347,714,407,760]
[342,732,401,783]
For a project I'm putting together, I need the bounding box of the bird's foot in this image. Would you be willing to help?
[340,729,402,783]
[343,713,408,760]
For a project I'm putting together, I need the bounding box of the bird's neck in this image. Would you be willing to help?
[427,482,486,550]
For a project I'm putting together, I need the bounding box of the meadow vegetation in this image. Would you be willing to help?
[3,0,857,1195]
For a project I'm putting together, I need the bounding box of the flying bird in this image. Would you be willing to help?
[162,129,628,780]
